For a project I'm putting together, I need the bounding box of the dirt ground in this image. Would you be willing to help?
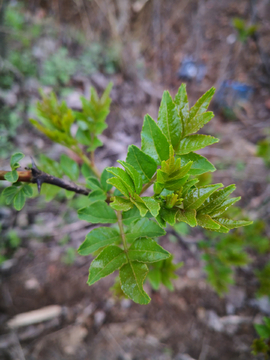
[1,0,270,359]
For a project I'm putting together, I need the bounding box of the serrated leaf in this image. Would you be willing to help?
[176,135,219,155]
[182,178,199,197]
[110,197,134,211]
[125,218,166,242]
[213,218,252,230]
[141,114,170,165]
[185,88,215,136]
[128,238,170,263]
[13,188,26,211]
[178,152,216,176]
[60,154,79,181]
[101,168,114,191]
[183,184,223,210]
[126,145,157,183]
[157,90,182,148]
[4,170,19,183]
[177,209,197,227]
[141,196,160,217]
[88,189,107,203]
[209,197,241,218]
[120,262,150,304]
[159,207,178,226]
[198,184,236,215]
[2,186,18,205]
[86,176,102,190]
[88,245,127,285]
[174,84,189,128]
[117,160,143,194]
[107,166,135,196]
[130,194,149,217]
[107,177,130,198]
[155,214,167,228]
[78,200,117,223]
[10,152,24,169]
[78,227,121,255]
[122,207,141,225]
[197,214,221,230]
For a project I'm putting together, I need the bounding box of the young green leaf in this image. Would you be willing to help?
[2,186,18,205]
[22,185,33,197]
[107,177,130,198]
[209,197,241,218]
[78,227,121,255]
[13,188,26,211]
[10,152,25,170]
[86,177,103,190]
[198,184,236,215]
[213,218,252,230]
[175,135,219,155]
[125,218,166,242]
[178,152,216,176]
[110,197,134,211]
[157,90,182,148]
[181,178,199,197]
[107,167,135,196]
[130,195,149,217]
[128,238,170,263]
[101,168,114,191]
[140,196,160,217]
[88,245,127,285]
[126,145,157,183]
[78,201,118,223]
[183,184,223,210]
[174,83,189,127]
[197,214,221,230]
[141,114,170,165]
[60,154,79,181]
[177,209,197,227]
[4,170,19,183]
[117,160,143,194]
[122,207,142,225]
[120,262,150,305]
[159,207,178,226]
[147,268,161,290]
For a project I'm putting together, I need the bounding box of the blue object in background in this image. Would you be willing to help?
[177,56,207,82]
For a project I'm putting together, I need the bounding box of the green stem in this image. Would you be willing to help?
[117,210,128,252]
[140,173,157,195]
[74,146,101,179]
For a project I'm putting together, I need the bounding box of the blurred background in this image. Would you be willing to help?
[0,0,270,359]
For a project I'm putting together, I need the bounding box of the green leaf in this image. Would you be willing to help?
[86,177,102,190]
[60,154,79,181]
[178,152,216,176]
[147,268,161,290]
[117,160,143,194]
[101,168,114,191]
[110,197,134,211]
[4,170,19,183]
[213,218,252,230]
[126,145,157,183]
[141,196,160,217]
[120,262,150,304]
[130,194,149,217]
[141,114,170,165]
[128,238,170,263]
[122,207,141,225]
[197,214,221,230]
[183,184,223,210]
[88,245,127,285]
[125,218,166,242]
[2,186,18,205]
[174,84,189,128]
[209,197,241,218]
[198,184,236,215]
[22,185,33,197]
[39,154,63,177]
[107,177,130,198]
[107,166,135,196]
[182,178,199,197]
[157,90,182,148]
[78,201,117,223]
[185,87,215,136]
[78,227,121,255]
[176,135,219,155]
[254,324,270,340]
[159,207,178,226]
[88,189,107,203]
[10,152,24,170]
[177,209,197,227]
[13,188,26,211]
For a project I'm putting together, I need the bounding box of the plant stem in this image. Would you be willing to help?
[140,173,157,195]
[117,210,128,252]
[0,170,32,182]
[75,146,101,179]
